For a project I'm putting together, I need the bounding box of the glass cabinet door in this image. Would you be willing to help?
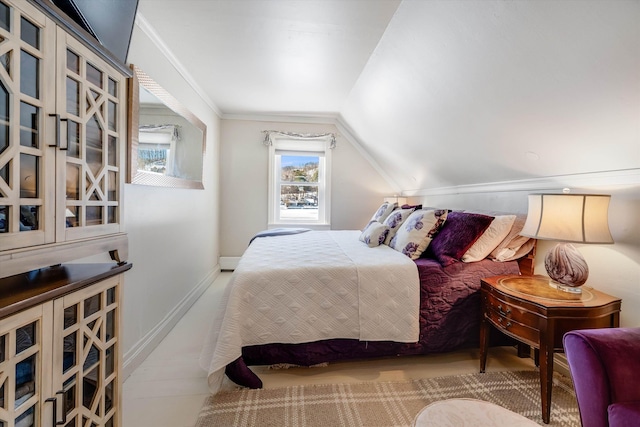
[0,304,53,427]
[0,0,55,251]
[52,276,121,427]
[56,29,126,242]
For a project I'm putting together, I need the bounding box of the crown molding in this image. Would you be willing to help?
[134,13,222,117]
[221,112,338,124]
[403,169,640,197]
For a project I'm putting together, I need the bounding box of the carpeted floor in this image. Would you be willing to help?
[195,370,580,427]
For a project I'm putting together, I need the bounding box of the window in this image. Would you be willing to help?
[137,125,178,175]
[267,134,333,227]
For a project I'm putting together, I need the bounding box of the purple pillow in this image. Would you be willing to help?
[425,211,494,266]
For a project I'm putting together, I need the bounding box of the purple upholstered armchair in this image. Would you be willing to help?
[564,328,640,427]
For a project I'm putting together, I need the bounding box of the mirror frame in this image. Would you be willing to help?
[127,64,206,189]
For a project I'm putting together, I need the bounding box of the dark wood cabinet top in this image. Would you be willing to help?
[0,262,132,319]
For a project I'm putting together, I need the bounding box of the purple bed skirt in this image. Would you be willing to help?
[225,257,521,389]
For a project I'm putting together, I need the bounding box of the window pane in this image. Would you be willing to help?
[0,161,7,190]
[0,2,9,32]
[19,102,38,148]
[15,356,36,407]
[0,206,7,233]
[66,163,80,200]
[86,115,103,176]
[84,293,101,318]
[19,205,38,231]
[280,184,318,221]
[86,206,102,226]
[280,155,319,183]
[108,100,116,131]
[86,63,102,88]
[15,405,34,426]
[107,136,117,166]
[65,206,78,228]
[108,171,117,201]
[16,322,35,353]
[20,17,39,49]
[67,49,79,74]
[66,77,79,116]
[19,153,37,198]
[67,120,80,158]
[108,78,117,97]
[0,50,10,74]
[20,50,39,99]
[63,331,76,373]
[0,81,8,154]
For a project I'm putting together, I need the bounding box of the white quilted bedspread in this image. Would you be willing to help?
[200,230,420,392]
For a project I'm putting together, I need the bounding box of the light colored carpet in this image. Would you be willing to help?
[195,370,580,427]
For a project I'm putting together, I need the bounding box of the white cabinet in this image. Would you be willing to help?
[0,269,125,427]
[0,0,128,274]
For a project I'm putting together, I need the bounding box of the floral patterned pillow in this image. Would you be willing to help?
[389,209,448,259]
[382,208,415,245]
[359,221,391,247]
[369,201,397,223]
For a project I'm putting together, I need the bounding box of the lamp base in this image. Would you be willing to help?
[544,242,589,289]
[548,280,583,294]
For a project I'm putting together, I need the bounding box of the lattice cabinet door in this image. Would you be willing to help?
[0,0,56,252]
[52,275,122,427]
[55,28,127,242]
[0,303,54,427]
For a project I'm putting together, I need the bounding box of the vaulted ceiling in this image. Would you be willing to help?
[137,0,640,192]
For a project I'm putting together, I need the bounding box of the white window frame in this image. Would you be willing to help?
[268,136,331,229]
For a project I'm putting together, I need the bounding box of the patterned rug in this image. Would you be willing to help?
[195,370,580,427]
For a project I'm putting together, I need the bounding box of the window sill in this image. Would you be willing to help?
[268,223,330,231]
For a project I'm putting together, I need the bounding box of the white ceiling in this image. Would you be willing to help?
[136,0,401,115]
[136,0,640,191]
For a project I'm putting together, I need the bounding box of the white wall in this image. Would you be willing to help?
[219,119,394,257]
[412,174,640,328]
[120,24,221,376]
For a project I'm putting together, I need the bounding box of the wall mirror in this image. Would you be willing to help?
[127,65,206,189]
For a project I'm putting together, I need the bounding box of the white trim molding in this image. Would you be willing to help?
[403,169,640,197]
[135,13,222,117]
[122,267,220,379]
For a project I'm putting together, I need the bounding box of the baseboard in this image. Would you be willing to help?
[219,256,240,270]
[122,266,220,379]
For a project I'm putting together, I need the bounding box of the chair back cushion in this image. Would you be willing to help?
[564,328,640,427]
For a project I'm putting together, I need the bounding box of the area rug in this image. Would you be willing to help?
[195,370,580,427]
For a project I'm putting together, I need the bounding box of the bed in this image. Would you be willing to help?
[200,206,535,393]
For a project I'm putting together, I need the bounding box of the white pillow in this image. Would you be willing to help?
[359,221,390,247]
[388,209,448,259]
[489,214,534,262]
[382,208,415,245]
[369,201,397,223]
[462,215,516,262]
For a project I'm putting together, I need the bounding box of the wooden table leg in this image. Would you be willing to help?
[479,317,490,373]
[539,321,554,424]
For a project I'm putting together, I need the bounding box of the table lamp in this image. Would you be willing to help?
[520,193,614,293]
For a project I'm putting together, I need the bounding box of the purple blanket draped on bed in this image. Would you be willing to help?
[224,257,521,388]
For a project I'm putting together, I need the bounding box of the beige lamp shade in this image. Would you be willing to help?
[520,194,613,244]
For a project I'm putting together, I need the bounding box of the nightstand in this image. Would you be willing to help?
[479,275,621,424]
